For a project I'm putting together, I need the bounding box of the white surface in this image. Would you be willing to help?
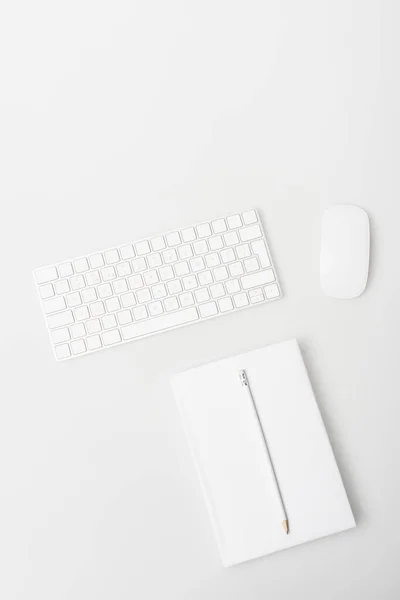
[0,1,399,598]
[320,205,370,298]
[33,209,281,360]
[172,340,355,566]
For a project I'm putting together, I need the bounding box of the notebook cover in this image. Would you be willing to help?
[171,339,355,566]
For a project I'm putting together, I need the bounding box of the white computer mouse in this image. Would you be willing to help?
[320,205,370,299]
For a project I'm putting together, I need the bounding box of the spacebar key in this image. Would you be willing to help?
[121,307,199,340]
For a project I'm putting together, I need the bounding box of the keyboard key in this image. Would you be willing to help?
[89,254,104,269]
[179,292,194,307]
[86,270,101,286]
[198,270,213,286]
[182,275,197,290]
[193,240,208,255]
[225,279,240,294]
[137,288,151,304]
[135,240,151,255]
[86,334,102,351]
[101,266,116,281]
[71,339,86,355]
[166,231,181,247]
[51,328,70,344]
[133,305,148,321]
[197,223,212,238]
[190,257,205,272]
[39,284,54,299]
[178,245,193,259]
[35,266,58,284]
[55,343,71,360]
[220,248,235,263]
[224,231,239,246]
[117,309,132,325]
[121,292,137,308]
[120,245,135,260]
[102,329,122,346]
[75,306,90,321]
[71,323,86,338]
[150,236,166,251]
[218,297,234,312]
[148,300,164,316]
[147,253,162,268]
[264,283,280,299]
[122,307,198,339]
[251,240,271,268]
[233,292,249,308]
[86,318,102,334]
[43,296,66,314]
[159,265,174,281]
[152,284,167,299]
[70,275,85,290]
[98,283,113,298]
[199,301,218,318]
[162,249,178,264]
[229,262,244,277]
[195,287,210,303]
[242,210,258,225]
[241,269,275,290]
[128,274,143,290]
[211,219,227,234]
[47,310,74,329]
[249,288,264,303]
[209,235,224,250]
[164,296,179,312]
[105,297,121,312]
[54,280,70,295]
[116,262,132,277]
[58,262,73,278]
[239,224,262,242]
[132,257,147,272]
[113,279,128,294]
[67,292,82,307]
[102,314,117,329]
[227,214,242,229]
[244,257,259,273]
[90,301,106,317]
[105,249,120,264]
[174,261,190,277]
[144,270,159,285]
[167,279,182,294]
[205,253,220,268]
[236,244,251,259]
[213,266,229,281]
[181,227,196,242]
[74,258,89,273]
[82,288,97,303]
[210,283,225,298]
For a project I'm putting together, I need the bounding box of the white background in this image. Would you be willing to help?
[0,1,399,598]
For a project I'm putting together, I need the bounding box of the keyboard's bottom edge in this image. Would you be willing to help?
[52,289,283,361]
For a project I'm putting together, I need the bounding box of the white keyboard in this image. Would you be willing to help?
[34,209,282,360]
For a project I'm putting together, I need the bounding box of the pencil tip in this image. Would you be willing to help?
[282,520,289,534]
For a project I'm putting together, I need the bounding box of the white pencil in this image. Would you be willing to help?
[239,369,289,534]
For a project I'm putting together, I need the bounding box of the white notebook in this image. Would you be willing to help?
[171,339,355,567]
